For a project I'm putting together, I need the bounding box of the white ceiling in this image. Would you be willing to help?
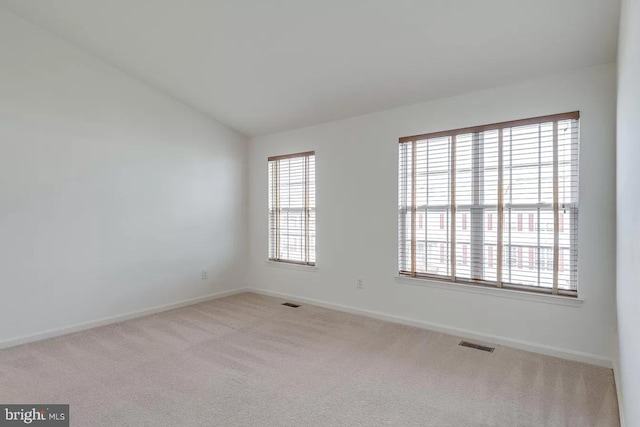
[1,0,620,136]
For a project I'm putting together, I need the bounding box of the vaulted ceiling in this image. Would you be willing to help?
[0,0,620,136]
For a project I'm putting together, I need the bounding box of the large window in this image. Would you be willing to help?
[268,151,316,265]
[398,112,579,296]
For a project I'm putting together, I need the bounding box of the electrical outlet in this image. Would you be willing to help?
[202,270,208,279]
[357,279,364,289]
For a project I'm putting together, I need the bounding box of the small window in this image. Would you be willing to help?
[398,112,579,296]
[268,151,316,265]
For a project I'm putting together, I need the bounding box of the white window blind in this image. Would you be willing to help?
[268,151,316,265]
[398,112,579,296]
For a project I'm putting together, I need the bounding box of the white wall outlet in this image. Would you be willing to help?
[357,279,364,289]
[202,270,208,279]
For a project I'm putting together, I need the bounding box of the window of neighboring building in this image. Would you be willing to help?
[268,151,316,265]
[398,112,579,296]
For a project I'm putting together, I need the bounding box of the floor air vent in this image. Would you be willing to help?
[459,341,495,353]
[282,302,301,308]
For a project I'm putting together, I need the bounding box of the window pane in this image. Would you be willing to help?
[426,209,450,276]
[455,134,473,206]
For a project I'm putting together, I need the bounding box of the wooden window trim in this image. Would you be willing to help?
[399,112,579,144]
[268,151,315,162]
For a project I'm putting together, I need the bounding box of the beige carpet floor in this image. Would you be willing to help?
[0,292,619,426]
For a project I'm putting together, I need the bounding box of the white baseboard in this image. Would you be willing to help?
[0,288,248,350]
[2,286,613,370]
[248,287,613,368]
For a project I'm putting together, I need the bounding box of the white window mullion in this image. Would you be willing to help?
[275,161,280,260]
[471,132,484,280]
[508,128,513,284]
[425,141,429,272]
[552,121,560,295]
[450,135,457,280]
[411,140,417,276]
[537,123,542,287]
[497,128,504,287]
[286,159,291,261]
[304,155,310,264]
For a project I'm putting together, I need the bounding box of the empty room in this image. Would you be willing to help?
[0,0,638,426]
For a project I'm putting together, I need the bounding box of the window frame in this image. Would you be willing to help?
[398,112,579,297]
[268,151,316,266]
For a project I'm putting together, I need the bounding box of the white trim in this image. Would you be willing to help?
[0,288,247,350]
[247,287,610,368]
[266,260,317,272]
[395,275,583,307]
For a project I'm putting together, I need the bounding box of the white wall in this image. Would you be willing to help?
[0,9,248,344]
[616,0,640,424]
[249,63,617,365]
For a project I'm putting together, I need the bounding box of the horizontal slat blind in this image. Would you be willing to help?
[268,151,316,265]
[398,112,579,295]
